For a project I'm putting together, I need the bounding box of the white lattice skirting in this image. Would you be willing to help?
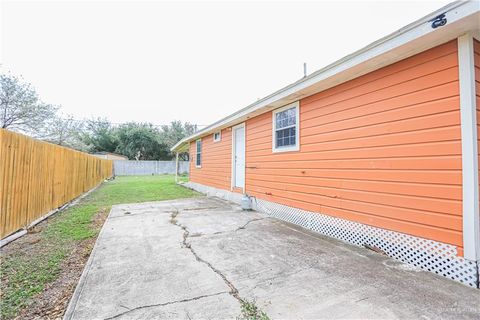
[183,181,479,288]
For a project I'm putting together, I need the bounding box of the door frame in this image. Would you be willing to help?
[231,122,246,191]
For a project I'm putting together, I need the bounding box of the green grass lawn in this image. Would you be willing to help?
[0,175,198,319]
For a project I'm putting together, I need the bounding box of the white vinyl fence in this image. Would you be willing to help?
[113,160,189,176]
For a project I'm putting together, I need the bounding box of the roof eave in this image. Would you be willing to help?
[172,0,480,152]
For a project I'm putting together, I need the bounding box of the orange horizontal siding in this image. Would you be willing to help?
[246,169,461,185]
[249,189,462,247]
[247,174,461,200]
[189,128,232,190]
[247,156,461,170]
[245,40,463,251]
[188,40,464,253]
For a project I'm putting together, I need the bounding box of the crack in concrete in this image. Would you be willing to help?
[236,218,264,231]
[109,209,177,220]
[108,212,147,219]
[103,291,227,320]
[181,206,221,211]
[169,208,244,304]
[212,217,265,235]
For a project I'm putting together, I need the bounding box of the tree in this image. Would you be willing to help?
[115,123,170,160]
[37,114,87,151]
[80,118,119,153]
[0,74,58,133]
[159,120,197,148]
[159,120,197,160]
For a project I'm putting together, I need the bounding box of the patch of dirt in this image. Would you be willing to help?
[12,208,109,320]
[2,224,46,257]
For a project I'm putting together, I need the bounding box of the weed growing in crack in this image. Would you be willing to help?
[169,210,179,225]
[238,300,270,320]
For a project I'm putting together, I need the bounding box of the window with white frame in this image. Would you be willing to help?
[213,131,221,142]
[273,102,299,152]
[195,139,202,167]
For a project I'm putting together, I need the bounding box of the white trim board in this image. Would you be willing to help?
[458,32,480,262]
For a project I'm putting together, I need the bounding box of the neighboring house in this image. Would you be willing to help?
[92,152,128,160]
[172,1,480,288]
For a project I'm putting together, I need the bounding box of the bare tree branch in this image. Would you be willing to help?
[1,74,58,133]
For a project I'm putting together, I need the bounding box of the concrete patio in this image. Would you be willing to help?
[65,197,480,319]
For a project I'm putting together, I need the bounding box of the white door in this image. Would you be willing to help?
[233,125,245,189]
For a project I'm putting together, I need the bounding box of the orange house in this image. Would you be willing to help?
[172,1,480,288]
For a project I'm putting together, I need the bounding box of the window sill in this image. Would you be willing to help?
[272,145,300,153]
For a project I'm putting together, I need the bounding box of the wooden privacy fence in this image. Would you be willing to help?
[0,129,113,239]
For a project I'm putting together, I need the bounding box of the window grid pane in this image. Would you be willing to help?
[275,127,296,148]
[196,140,202,166]
[275,107,296,129]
